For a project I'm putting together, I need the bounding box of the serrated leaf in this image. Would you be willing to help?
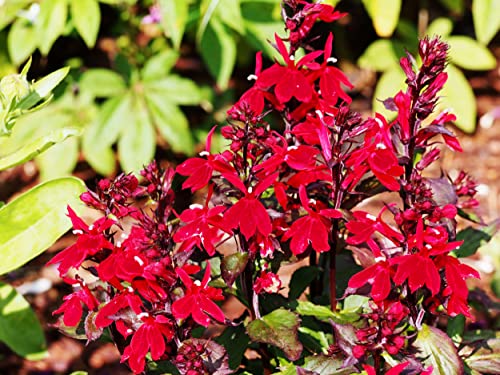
[36,0,68,55]
[358,39,404,72]
[7,18,37,65]
[472,0,500,44]
[145,91,194,154]
[144,75,203,105]
[70,0,100,48]
[372,68,406,117]
[221,253,249,287]
[0,177,86,275]
[0,127,79,171]
[247,308,303,361]
[200,18,236,90]
[426,17,454,38]
[159,0,189,49]
[141,49,179,81]
[302,355,356,375]
[454,225,496,257]
[414,324,463,374]
[464,335,500,373]
[439,65,476,133]
[448,36,496,70]
[362,0,402,37]
[289,266,321,300]
[117,95,156,172]
[79,69,126,98]
[36,136,79,180]
[0,282,47,360]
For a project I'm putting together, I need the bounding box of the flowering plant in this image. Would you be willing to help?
[49,1,495,374]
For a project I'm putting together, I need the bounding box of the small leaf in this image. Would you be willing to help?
[247,308,303,361]
[454,225,495,257]
[426,17,454,38]
[36,0,68,55]
[70,0,100,48]
[36,136,79,180]
[438,0,465,13]
[0,127,79,171]
[372,68,406,117]
[144,75,203,105]
[0,282,47,360]
[118,95,156,173]
[158,0,189,49]
[79,69,126,98]
[472,0,500,45]
[0,0,31,29]
[0,177,86,275]
[342,295,369,313]
[296,301,337,322]
[302,355,356,375]
[141,49,179,81]
[447,315,465,343]
[358,39,404,72]
[289,266,320,300]
[7,18,38,66]
[362,0,402,37]
[414,324,463,374]
[464,335,500,373]
[439,65,477,133]
[200,18,237,90]
[216,0,244,34]
[145,91,194,154]
[221,253,249,287]
[447,36,497,70]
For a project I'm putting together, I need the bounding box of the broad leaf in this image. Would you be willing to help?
[472,0,500,45]
[141,50,179,81]
[215,325,250,370]
[216,0,245,34]
[36,136,79,180]
[454,225,496,257]
[0,282,47,360]
[200,18,237,90]
[0,0,32,29]
[426,17,453,38]
[118,95,156,172]
[357,39,404,72]
[447,36,496,70]
[159,0,189,49]
[70,0,100,48]
[289,266,321,300]
[144,75,203,105]
[372,68,406,117]
[464,334,500,373]
[79,69,127,98]
[221,253,249,287]
[36,0,68,55]
[247,308,303,361]
[438,0,465,13]
[362,0,402,37]
[414,324,463,374]
[447,315,465,343]
[0,127,79,171]
[301,355,356,375]
[7,18,37,65]
[439,65,476,133]
[0,177,86,275]
[296,301,337,322]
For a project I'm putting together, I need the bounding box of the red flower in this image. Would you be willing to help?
[392,254,441,295]
[95,289,144,328]
[171,263,225,327]
[253,271,282,294]
[348,261,392,301]
[121,314,174,374]
[53,280,98,327]
[362,362,409,375]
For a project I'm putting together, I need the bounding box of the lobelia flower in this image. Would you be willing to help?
[53,279,98,327]
[253,270,282,294]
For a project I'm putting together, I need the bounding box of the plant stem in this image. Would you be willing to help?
[329,219,339,312]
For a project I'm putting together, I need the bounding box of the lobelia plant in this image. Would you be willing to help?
[48,1,496,374]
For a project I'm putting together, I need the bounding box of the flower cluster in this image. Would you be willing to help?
[49,1,483,373]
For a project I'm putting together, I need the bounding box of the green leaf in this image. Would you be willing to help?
[440,64,477,133]
[302,355,356,375]
[414,324,463,374]
[358,39,404,72]
[200,18,237,90]
[454,225,496,257]
[70,0,100,48]
[464,334,500,373]
[342,295,369,313]
[145,91,194,154]
[141,50,179,81]
[289,266,320,300]
[0,177,86,275]
[247,308,303,361]
[144,75,203,105]
[447,315,465,343]
[79,69,126,98]
[221,253,249,287]
[159,0,189,49]
[372,68,406,117]
[447,36,496,70]
[216,0,244,34]
[36,136,79,180]
[0,282,47,360]
[117,95,156,172]
[0,127,79,171]
[438,0,465,13]
[69,372,88,375]
[426,17,454,38]
[36,0,68,55]
[296,301,337,322]
[7,18,37,65]
[362,0,402,37]
[215,325,249,369]
[0,0,31,29]
[472,0,500,45]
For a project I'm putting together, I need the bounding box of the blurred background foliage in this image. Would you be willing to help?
[0,0,498,179]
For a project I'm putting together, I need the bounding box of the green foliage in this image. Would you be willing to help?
[361,0,402,37]
[472,0,500,45]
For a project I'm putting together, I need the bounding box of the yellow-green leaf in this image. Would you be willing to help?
[472,0,500,45]
[70,0,100,48]
[362,0,402,37]
[448,36,496,70]
[36,0,68,55]
[7,18,37,66]
[372,68,406,117]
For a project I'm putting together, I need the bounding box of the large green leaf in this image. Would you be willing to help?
[79,69,126,98]
[358,39,404,72]
[247,308,303,361]
[146,91,194,154]
[447,36,496,70]
[0,282,47,360]
[159,0,189,49]
[36,136,79,180]
[302,355,356,374]
[144,75,203,105]
[117,95,156,172]
[200,18,236,90]
[464,334,500,373]
[472,0,500,45]
[216,0,244,34]
[0,177,86,275]
[289,266,321,300]
[0,0,32,29]
[0,127,79,171]
[36,0,68,55]
[295,301,337,322]
[414,324,463,374]
[426,17,453,38]
[454,225,496,257]
[362,0,402,37]
[7,18,37,65]
[440,65,477,133]
[372,68,406,117]
[70,0,100,48]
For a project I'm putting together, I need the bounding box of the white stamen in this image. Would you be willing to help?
[315,109,324,119]
[126,328,133,334]
[194,280,202,286]
[72,229,84,235]
[289,55,295,61]
[134,256,144,266]
[287,145,298,151]
[127,286,134,293]
[248,186,253,194]
[375,256,386,263]
[425,244,432,249]
[366,214,377,220]
[247,74,258,81]
[137,312,149,319]
[116,241,122,247]
[375,117,384,128]
[88,224,94,231]
[189,203,203,210]
[199,151,210,157]
[309,198,317,205]
[327,57,338,64]
[376,142,387,150]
